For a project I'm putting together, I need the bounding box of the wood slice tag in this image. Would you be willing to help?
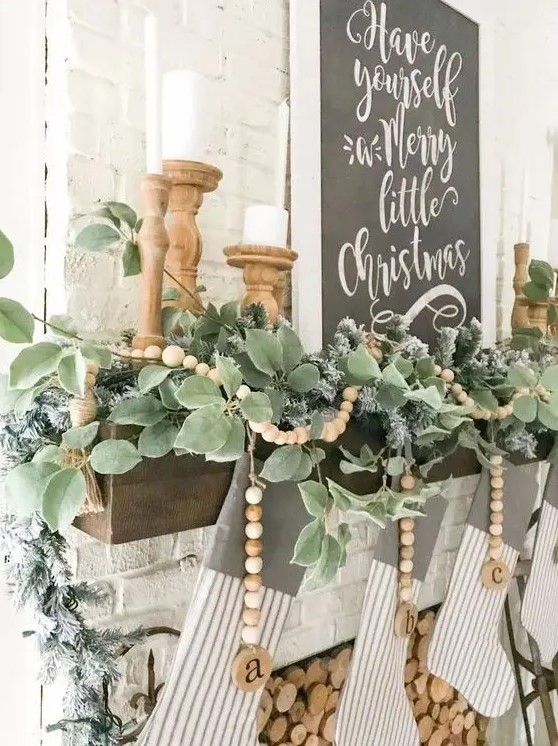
[481,560,511,591]
[394,602,418,638]
[231,645,272,692]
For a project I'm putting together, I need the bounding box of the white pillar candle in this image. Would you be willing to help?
[162,70,209,162]
[242,205,289,247]
[144,15,162,174]
[519,169,529,243]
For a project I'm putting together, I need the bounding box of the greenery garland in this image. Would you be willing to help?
[1,203,558,739]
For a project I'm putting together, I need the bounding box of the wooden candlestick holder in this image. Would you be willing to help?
[132,173,172,351]
[163,160,223,312]
[223,245,298,323]
[511,242,530,330]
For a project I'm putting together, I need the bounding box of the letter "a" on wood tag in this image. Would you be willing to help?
[231,646,272,692]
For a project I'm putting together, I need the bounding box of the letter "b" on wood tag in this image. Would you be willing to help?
[394,602,418,638]
[231,646,273,692]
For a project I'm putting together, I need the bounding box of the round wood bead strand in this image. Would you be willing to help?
[241,481,264,646]
[394,475,419,638]
[482,455,511,591]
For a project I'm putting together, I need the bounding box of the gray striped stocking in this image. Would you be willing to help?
[335,498,447,746]
[428,465,539,717]
[521,466,558,665]
[137,456,308,746]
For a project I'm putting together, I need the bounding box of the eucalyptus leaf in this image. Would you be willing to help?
[138,419,179,458]
[42,468,87,531]
[13,384,47,416]
[0,298,34,343]
[347,344,381,384]
[58,350,87,397]
[529,259,555,290]
[508,365,538,389]
[470,389,498,412]
[309,411,324,440]
[235,353,273,389]
[122,241,141,277]
[175,404,232,454]
[298,481,328,518]
[9,342,63,389]
[338,523,351,567]
[260,445,303,482]
[219,300,239,327]
[288,452,313,482]
[538,401,558,431]
[33,445,64,465]
[0,228,14,279]
[162,307,182,336]
[394,357,414,379]
[216,356,242,399]
[62,421,99,449]
[382,363,409,389]
[80,342,111,369]
[104,201,137,230]
[240,392,273,423]
[162,286,181,302]
[4,461,59,516]
[48,314,78,338]
[523,281,549,302]
[541,365,558,391]
[245,329,283,376]
[90,440,142,474]
[206,416,246,463]
[287,363,320,393]
[376,383,407,409]
[75,223,121,251]
[513,395,538,423]
[109,395,167,426]
[404,386,443,410]
[304,534,342,591]
[277,324,304,372]
[326,479,354,511]
[175,375,224,409]
[292,520,325,567]
[265,388,285,423]
[416,357,436,379]
[158,378,182,410]
[138,365,172,393]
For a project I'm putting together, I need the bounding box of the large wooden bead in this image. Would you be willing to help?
[245,505,262,522]
[340,400,354,413]
[490,455,504,466]
[489,524,503,537]
[249,421,267,434]
[245,591,262,609]
[286,431,298,445]
[400,518,415,532]
[245,486,264,505]
[337,410,351,424]
[400,475,415,491]
[86,361,101,376]
[246,521,263,540]
[274,431,288,446]
[342,387,359,403]
[195,362,210,376]
[144,345,162,360]
[399,559,413,574]
[243,607,261,626]
[490,512,504,525]
[262,425,279,443]
[294,427,309,445]
[245,556,263,574]
[489,535,503,548]
[85,372,97,387]
[441,369,455,383]
[322,422,338,443]
[489,546,503,561]
[231,645,272,691]
[400,531,415,546]
[451,383,463,396]
[400,546,415,560]
[399,586,413,602]
[490,500,504,513]
[490,466,504,478]
[400,575,413,588]
[244,574,263,592]
[491,488,504,500]
[333,417,347,435]
[240,625,261,646]
[246,539,263,557]
[207,368,223,386]
[491,477,504,490]
[236,384,251,400]
[131,348,145,359]
[434,365,443,376]
[182,354,198,370]
[457,391,469,403]
[162,345,185,367]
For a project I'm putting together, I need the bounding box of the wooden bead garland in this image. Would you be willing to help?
[481,455,510,591]
[394,475,419,638]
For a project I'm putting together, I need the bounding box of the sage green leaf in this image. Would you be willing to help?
[260,445,304,482]
[416,357,436,379]
[162,286,181,302]
[541,365,558,391]
[508,364,538,389]
[122,241,141,277]
[138,365,172,394]
[90,439,142,474]
[529,259,555,290]
[351,500,387,528]
[235,353,273,389]
[206,416,246,463]
[75,223,121,251]
[347,344,381,383]
[382,363,409,389]
[298,480,328,518]
[265,388,285,423]
[245,329,283,376]
[9,342,63,389]
[175,404,232,454]
[4,461,59,516]
[162,307,182,336]
[523,281,549,302]
[58,350,87,397]
[175,375,224,409]
[513,395,538,423]
[0,228,14,279]
[404,386,443,410]
[424,375,447,397]
[291,519,325,567]
[13,384,47,416]
[309,411,324,440]
[538,401,558,431]
[471,389,498,412]
[288,363,320,393]
[376,383,407,409]
[326,479,355,511]
[0,298,34,343]
[304,534,342,591]
[33,445,64,465]
[394,357,414,379]
[216,355,242,399]
[138,419,179,458]
[277,324,304,372]
[80,342,112,369]
[93,205,120,227]
[109,395,167,426]
[386,456,406,476]
[62,421,99,450]
[289,452,313,482]
[104,201,137,230]
[42,468,87,531]
[220,300,239,327]
[48,314,78,338]
[158,378,182,410]
[240,392,273,423]
[338,523,351,567]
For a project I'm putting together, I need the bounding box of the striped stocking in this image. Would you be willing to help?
[428,465,539,717]
[335,497,447,746]
[137,456,308,746]
[521,466,558,664]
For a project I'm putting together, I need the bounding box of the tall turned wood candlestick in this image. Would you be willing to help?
[163,160,222,312]
[132,173,172,351]
[511,242,530,330]
[224,245,298,324]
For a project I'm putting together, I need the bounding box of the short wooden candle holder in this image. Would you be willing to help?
[132,173,172,351]
[163,160,223,312]
[511,242,530,330]
[223,244,298,323]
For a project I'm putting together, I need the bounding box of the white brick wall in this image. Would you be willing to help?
[43,1,558,743]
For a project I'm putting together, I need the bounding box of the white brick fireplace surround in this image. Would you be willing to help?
[31,0,558,744]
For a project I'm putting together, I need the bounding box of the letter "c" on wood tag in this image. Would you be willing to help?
[394,602,418,638]
[481,560,511,591]
[231,646,272,692]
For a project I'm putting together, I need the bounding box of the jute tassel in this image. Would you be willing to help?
[65,366,104,515]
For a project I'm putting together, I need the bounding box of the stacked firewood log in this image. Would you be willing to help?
[257,609,489,746]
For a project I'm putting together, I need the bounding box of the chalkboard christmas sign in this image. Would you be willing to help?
[291,0,481,347]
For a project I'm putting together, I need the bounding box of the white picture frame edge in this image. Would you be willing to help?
[290,0,498,351]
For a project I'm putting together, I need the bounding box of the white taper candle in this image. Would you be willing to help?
[144,15,162,174]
